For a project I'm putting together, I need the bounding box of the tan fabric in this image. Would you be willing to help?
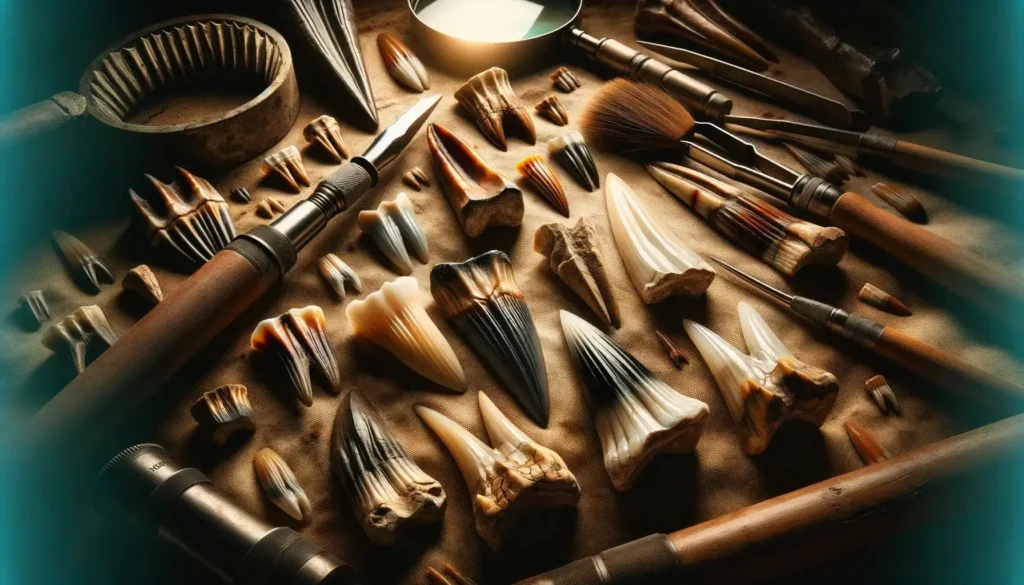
[4,1,1023,583]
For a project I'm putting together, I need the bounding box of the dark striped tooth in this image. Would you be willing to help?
[250,306,342,407]
[382,192,429,263]
[190,384,255,446]
[547,130,599,191]
[516,155,569,217]
[52,230,114,293]
[121,264,163,305]
[254,447,311,521]
[303,114,349,162]
[534,218,620,329]
[42,305,118,373]
[454,67,536,150]
[18,290,50,329]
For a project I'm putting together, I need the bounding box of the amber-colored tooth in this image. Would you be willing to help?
[250,306,342,407]
[256,201,275,219]
[655,330,689,368]
[254,448,311,521]
[535,95,569,126]
[870,182,926,222]
[550,66,581,92]
[190,384,255,445]
[303,115,349,162]
[865,375,901,415]
[52,230,115,294]
[516,155,569,217]
[18,290,50,329]
[534,218,620,328]
[121,265,163,305]
[858,283,912,316]
[261,145,310,192]
[454,67,536,151]
[42,305,118,373]
[378,33,430,93]
[845,420,892,465]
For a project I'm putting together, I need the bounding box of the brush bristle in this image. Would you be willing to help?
[580,79,695,154]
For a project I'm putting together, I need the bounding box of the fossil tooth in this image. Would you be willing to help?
[454,67,536,151]
[870,182,926,222]
[783,143,847,184]
[250,306,342,407]
[548,130,600,192]
[189,384,255,445]
[269,198,287,213]
[430,251,550,426]
[845,420,891,465]
[230,187,251,203]
[129,167,237,268]
[317,253,362,299]
[647,162,847,276]
[834,153,864,177]
[416,394,580,549]
[378,33,430,93]
[383,192,429,263]
[52,230,114,293]
[534,218,620,328]
[426,564,477,585]
[559,310,708,490]
[42,305,118,373]
[865,375,901,415]
[261,145,310,192]
[655,330,689,368]
[402,169,428,191]
[332,390,446,544]
[412,167,431,187]
[427,124,524,237]
[256,201,275,219]
[606,173,715,303]
[535,95,569,126]
[683,302,839,454]
[120,264,163,305]
[516,155,569,217]
[18,291,50,329]
[254,447,311,521]
[358,207,411,275]
[858,283,912,316]
[550,66,581,93]
[303,114,350,162]
[346,277,466,392]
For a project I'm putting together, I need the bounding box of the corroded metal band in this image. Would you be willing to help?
[856,132,899,157]
[789,175,845,220]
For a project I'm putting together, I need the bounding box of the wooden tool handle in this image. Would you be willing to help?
[829,191,1024,309]
[891,140,1024,187]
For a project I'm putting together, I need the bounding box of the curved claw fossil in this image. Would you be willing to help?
[52,230,114,293]
[454,67,536,151]
[254,447,311,521]
[250,306,342,407]
[534,218,621,329]
[42,305,118,374]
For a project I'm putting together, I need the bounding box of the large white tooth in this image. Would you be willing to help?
[382,192,429,263]
[605,173,714,303]
[682,319,762,425]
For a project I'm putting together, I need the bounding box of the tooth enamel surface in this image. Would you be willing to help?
[317,253,362,299]
[516,155,569,217]
[559,310,709,490]
[42,305,119,374]
[430,251,550,426]
[303,114,349,162]
[378,33,430,93]
[359,209,414,275]
[605,173,715,303]
[535,95,569,126]
[346,277,466,392]
[261,145,309,192]
[384,192,429,263]
[189,384,255,445]
[332,391,445,544]
[534,218,621,329]
[454,67,536,150]
[121,264,163,305]
[52,230,115,293]
[846,420,892,465]
[254,448,312,521]
[250,306,342,407]
[548,130,600,191]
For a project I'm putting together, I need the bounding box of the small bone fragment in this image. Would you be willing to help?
[534,218,620,328]
[535,95,569,126]
[655,330,689,368]
[550,66,581,92]
[121,265,163,305]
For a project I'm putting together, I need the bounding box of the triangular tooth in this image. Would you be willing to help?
[42,305,119,373]
[430,251,549,425]
[478,392,532,453]
[548,130,600,191]
[317,253,361,299]
[250,306,342,407]
[189,384,255,445]
[121,264,163,305]
[845,420,892,465]
[559,310,709,490]
[534,218,620,328]
[358,209,414,275]
[52,230,115,294]
[516,155,569,217]
[347,277,466,392]
[303,115,349,162]
[511,107,537,145]
[738,301,790,364]
[377,32,429,93]
[605,173,715,303]
[535,95,569,126]
[261,145,307,192]
[455,67,534,150]
[18,290,50,329]
[254,447,311,521]
[332,391,446,544]
[383,192,429,263]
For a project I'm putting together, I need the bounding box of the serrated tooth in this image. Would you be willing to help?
[534,218,620,328]
[382,192,429,263]
[121,264,163,305]
[547,130,599,191]
[845,420,892,465]
[516,155,569,217]
[18,290,50,330]
[347,277,466,392]
[254,447,311,521]
[454,67,536,150]
[377,33,430,93]
[317,253,362,299]
[303,114,349,162]
[559,310,709,490]
[250,306,342,407]
[52,230,115,293]
[535,95,569,126]
[865,375,901,415]
[261,145,309,192]
[550,66,581,92]
[332,391,445,545]
[431,251,549,425]
[42,305,118,373]
[359,209,414,275]
[189,384,255,445]
[858,282,912,316]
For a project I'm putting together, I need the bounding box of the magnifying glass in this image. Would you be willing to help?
[407,0,732,121]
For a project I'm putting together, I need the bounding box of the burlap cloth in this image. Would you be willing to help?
[3,1,1024,583]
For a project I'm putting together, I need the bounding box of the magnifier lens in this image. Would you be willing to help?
[413,0,578,42]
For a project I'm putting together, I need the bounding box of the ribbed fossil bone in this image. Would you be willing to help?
[535,95,569,126]
[303,114,349,162]
[358,192,428,273]
[189,384,255,446]
[454,67,536,151]
[42,305,118,373]
[865,375,901,415]
[230,187,251,203]
[647,162,848,276]
[317,253,362,299]
[250,306,342,407]
[560,310,709,490]
[550,66,581,93]
[18,290,50,329]
[261,145,310,192]
[655,330,689,368]
[52,230,114,293]
[548,130,600,192]
[416,393,580,549]
[783,143,847,184]
[378,33,430,93]
[426,564,477,585]
[121,264,163,305]
[516,155,569,217]
[606,173,715,303]
[254,447,311,521]
[845,420,891,465]
[858,282,912,316]
[684,302,840,454]
[346,277,466,392]
[427,124,524,237]
[534,218,621,328]
[402,167,431,191]
[129,167,237,268]
[332,390,446,544]
[431,251,550,426]
[870,181,925,222]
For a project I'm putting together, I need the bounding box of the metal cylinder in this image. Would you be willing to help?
[94,444,354,585]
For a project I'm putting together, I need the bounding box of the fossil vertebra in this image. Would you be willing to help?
[254,447,311,521]
[332,390,446,544]
[427,124,524,237]
[262,145,310,192]
[431,251,550,426]
[560,310,708,490]
[250,306,342,407]
[426,564,477,585]
[18,291,50,329]
[303,114,349,162]
[684,302,839,454]
[189,384,255,445]
[548,130,599,192]
[378,33,430,93]
[516,155,569,217]
[647,162,847,276]
[858,283,912,316]
[454,67,536,151]
[784,143,847,184]
[402,167,431,191]
[52,230,114,293]
[534,218,620,328]
[870,182,925,222]
[129,167,236,268]
[550,66,581,93]
[42,305,118,373]
[865,375,900,415]
[346,277,466,392]
[317,253,362,299]
[230,187,251,203]
[416,393,580,549]
[846,420,891,465]
[655,330,688,368]
[606,173,714,303]
[121,265,163,305]
[358,192,428,274]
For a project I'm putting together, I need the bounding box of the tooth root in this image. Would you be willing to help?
[377,33,430,93]
[534,218,620,328]
[858,282,912,316]
[317,253,362,299]
[261,145,309,192]
[254,448,312,521]
[865,375,901,415]
[42,305,118,373]
[383,192,430,263]
[359,209,414,275]
[655,330,689,368]
[347,277,466,392]
[250,306,342,407]
[560,310,709,490]
[845,420,892,465]
[18,290,50,329]
[516,155,569,217]
[52,230,115,293]
[189,384,255,445]
[121,264,163,305]
[784,143,847,184]
[332,391,445,544]
[548,130,600,192]
[454,67,536,151]
[303,115,349,162]
[535,95,569,126]
[550,66,581,93]
[430,251,549,426]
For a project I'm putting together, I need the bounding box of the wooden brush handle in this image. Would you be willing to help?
[890,140,1024,187]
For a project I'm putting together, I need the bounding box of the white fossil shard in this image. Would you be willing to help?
[42,305,118,373]
[358,192,428,274]
[261,145,310,192]
[416,393,580,550]
[454,67,536,151]
[683,302,839,455]
[346,277,466,392]
[547,130,599,192]
[121,264,163,305]
[250,306,342,407]
[18,290,50,329]
[52,230,114,293]
[559,310,709,490]
[605,173,715,303]
[534,218,620,329]
[254,447,312,521]
[317,253,362,300]
[189,384,255,445]
[303,114,349,162]
[378,33,430,93]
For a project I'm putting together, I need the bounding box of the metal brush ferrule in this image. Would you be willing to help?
[856,132,899,158]
[791,297,884,348]
[788,175,845,220]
